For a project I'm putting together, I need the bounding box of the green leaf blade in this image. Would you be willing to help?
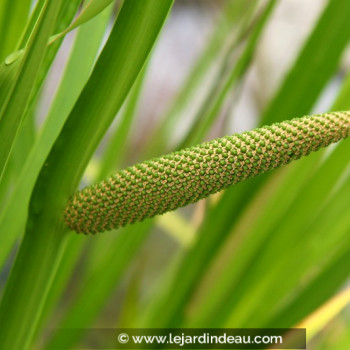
[0,0,64,182]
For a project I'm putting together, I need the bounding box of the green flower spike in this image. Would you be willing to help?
[65,111,350,234]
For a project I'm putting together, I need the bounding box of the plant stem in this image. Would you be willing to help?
[0,1,173,349]
[0,224,69,350]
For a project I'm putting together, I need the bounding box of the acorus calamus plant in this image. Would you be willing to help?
[3,1,350,349]
[65,111,350,234]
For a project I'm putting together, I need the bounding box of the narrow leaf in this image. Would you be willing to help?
[0,2,173,349]
[0,0,31,61]
[50,0,115,44]
[0,0,64,182]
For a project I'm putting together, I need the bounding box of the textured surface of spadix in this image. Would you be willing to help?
[65,111,350,234]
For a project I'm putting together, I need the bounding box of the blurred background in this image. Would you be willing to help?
[2,0,350,349]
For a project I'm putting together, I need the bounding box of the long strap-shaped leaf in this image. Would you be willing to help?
[0,0,31,60]
[0,0,64,182]
[65,111,350,234]
[0,2,174,350]
[49,0,115,44]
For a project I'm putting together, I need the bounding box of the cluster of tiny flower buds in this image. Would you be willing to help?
[64,111,350,234]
